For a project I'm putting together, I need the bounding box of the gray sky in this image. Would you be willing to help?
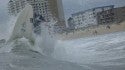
[0,0,125,23]
[62,0,125,19]
[0,0,9,24]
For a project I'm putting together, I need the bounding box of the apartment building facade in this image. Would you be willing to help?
[8,0,27,15]
[8,0,50,21]
[71,5,115,29]
[27,0,51,21]
[48,0,65,27]
[8,0,65,26]
[97,5,115,25]
[114,6,125,23]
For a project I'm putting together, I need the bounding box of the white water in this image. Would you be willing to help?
[35,20,57,56]
[0,16,125,70]
[53,31,125,70]
[0,16,87,70]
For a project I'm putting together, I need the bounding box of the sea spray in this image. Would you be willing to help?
[35,19,57,56]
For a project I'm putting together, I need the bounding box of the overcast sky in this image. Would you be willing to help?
[62,0,125,19]
[0,0,9,24]
[0,0,125,24]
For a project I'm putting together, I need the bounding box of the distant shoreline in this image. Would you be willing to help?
[59,21,125,40]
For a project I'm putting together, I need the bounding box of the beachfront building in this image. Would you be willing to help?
[71,5,115,29]
[8,0,66,27]
[48,0,66,27]
[8,0,51,21]
[26,0,51,21]
[114,6,125,23]
[97,5,115,25]
[8,0,27,16]
[72,9,97,29]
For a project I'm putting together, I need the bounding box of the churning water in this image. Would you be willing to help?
[0,17,125,70]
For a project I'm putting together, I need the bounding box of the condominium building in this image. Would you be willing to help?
[26,0,51,21]
[8,0,50,21]
[97,5,115,25]
[48,0,65,27]
[8,0,27,15]
[8,0,66,27]
[71,5,115,29]
[114,6,125,23]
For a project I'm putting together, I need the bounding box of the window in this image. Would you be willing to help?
[43,11,45,13]
[30,18,34,23]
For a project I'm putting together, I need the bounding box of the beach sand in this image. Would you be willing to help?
[59,21,125,40]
